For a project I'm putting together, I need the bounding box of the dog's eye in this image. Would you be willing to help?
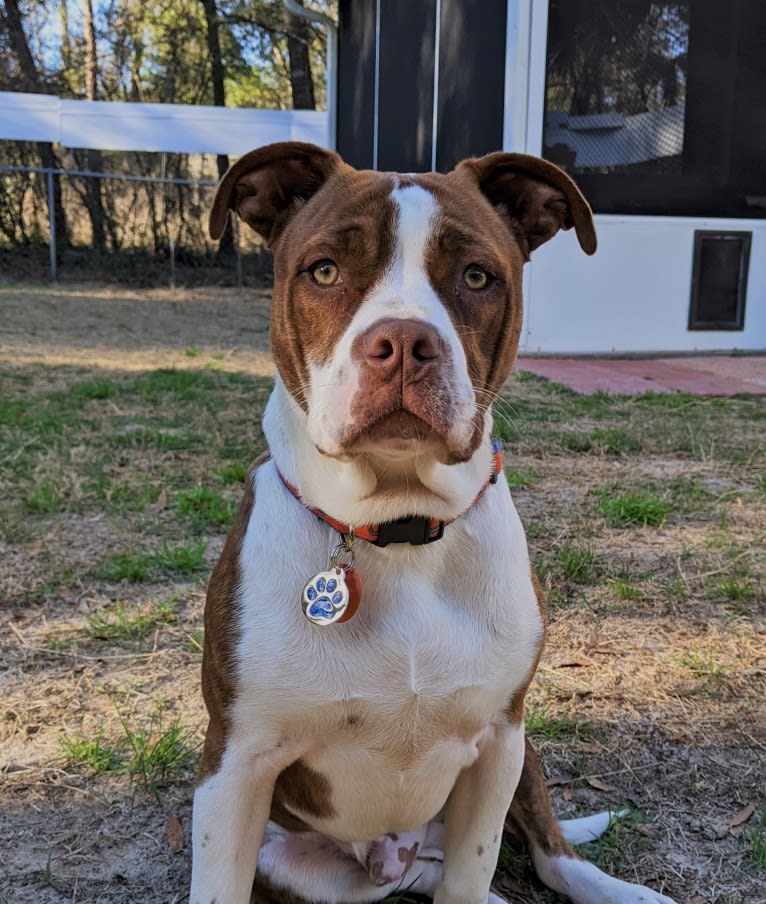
[310,260,340,286]
[463,265,490,291]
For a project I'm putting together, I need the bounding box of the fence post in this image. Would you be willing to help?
[46,168,58,282]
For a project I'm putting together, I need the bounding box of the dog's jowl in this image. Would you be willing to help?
[190,142,676,904]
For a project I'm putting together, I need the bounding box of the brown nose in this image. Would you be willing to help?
[356,318,443,379]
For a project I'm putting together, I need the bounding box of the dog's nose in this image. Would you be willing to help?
[357,318,442,378]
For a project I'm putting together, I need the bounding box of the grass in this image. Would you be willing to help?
[525,702,589,741]
[2,349,765,902]
[95,540,206,582]
[85,599,177,644]
[750,809,766,870]
[595,488,670,527]
[60,702,199,802]
[555,541,600,584]
[176,485,235,528]
[677,650,731,696]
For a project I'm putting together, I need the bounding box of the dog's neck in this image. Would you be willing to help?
[263,376,496,527]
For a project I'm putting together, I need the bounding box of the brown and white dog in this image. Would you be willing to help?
[190,142,676,904]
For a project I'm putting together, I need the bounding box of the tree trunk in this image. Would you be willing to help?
[285,0,316,110]
[82,0,109,251]
[200,0,234,256]
[3,0,70,253]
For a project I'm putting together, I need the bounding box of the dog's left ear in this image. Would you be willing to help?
[209,141,342,246]
[457,152,597,258]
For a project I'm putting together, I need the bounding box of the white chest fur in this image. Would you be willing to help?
[227,461,543,842]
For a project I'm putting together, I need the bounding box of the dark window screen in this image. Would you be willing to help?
[543,0,766,218]
[688,232,751,330]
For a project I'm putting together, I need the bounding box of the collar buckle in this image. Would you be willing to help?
[372,516,445,547]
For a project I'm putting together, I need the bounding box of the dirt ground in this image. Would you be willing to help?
[1,283,764,904]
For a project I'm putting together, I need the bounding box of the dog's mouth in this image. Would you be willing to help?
[343,410,439,451]
[334,407,481,465]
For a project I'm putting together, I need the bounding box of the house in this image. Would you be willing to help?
[334,0,766,354]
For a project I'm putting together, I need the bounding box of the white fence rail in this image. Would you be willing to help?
[0,91,329,154]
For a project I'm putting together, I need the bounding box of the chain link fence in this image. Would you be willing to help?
[0,151,271,287]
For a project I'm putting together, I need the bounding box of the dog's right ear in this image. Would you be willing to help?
[209,142,342,246]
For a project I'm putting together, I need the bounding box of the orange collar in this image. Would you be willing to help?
[278,440,503,547]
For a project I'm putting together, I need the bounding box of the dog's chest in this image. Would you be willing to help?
[228,468,542,840]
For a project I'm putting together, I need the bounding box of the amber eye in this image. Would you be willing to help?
[310,259,340,286]
[463,265,490,290]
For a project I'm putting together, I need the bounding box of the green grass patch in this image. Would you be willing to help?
[111,424,202,451]
[608,578,646,602]
[217,461,249,484]
[61,704,199,801]
[504,466,536,489]
[525,702,589,741]
[555,541,600,584]
[176,485,235,528]
[60,727,125,774]
[85,599,177,644]
[676,650,731,696]
[24,482,65,514]
[596,488,670,527]
[590,428,641,455]
[95,540,206,582]
[750,808,766,870]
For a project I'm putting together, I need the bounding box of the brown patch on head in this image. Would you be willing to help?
[209,141,342,246]
[417,169,527,410]
[457,152,597,258]
[505,737,577,860]
[269,169,398,407]
[197,453,268,783]
[270,759,336,829]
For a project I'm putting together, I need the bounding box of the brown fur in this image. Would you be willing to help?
[505,738,576,860]
[197,452,269,782]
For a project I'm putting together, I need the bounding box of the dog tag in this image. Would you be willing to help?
[301,535,362,626]
[301,567,352,626]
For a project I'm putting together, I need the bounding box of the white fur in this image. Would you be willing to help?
[227,459,542,843]
[302,183,478,489]
[559,809,631,845]
[532,853,677,904]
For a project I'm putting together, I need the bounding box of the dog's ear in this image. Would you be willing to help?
[457,152,597,258]
[209,141,342,246]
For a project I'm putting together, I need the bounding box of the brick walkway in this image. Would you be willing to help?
[515,355,766,397]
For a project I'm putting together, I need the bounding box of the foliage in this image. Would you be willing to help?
[0,0,334,110]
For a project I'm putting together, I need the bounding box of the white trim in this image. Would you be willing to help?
[502,0,532,152]
[524,0,549,155]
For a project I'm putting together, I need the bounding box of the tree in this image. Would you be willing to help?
[284,0,316,110]
[76,0,111,251]
[1,0,70,252]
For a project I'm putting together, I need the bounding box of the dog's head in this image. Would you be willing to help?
[211,142,595,472]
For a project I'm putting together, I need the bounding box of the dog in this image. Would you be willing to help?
[190,141,676,904]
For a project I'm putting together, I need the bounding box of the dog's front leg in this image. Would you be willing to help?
[434,719,525,904]
[190,747,281,904]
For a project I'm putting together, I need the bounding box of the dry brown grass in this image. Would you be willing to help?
[1,284,764,904]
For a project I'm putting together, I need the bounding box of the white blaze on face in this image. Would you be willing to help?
[305,182,477,459]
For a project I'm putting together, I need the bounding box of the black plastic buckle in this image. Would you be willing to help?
[373,516,445,547]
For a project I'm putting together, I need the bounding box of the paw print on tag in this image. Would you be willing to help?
[301,569,349,625]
